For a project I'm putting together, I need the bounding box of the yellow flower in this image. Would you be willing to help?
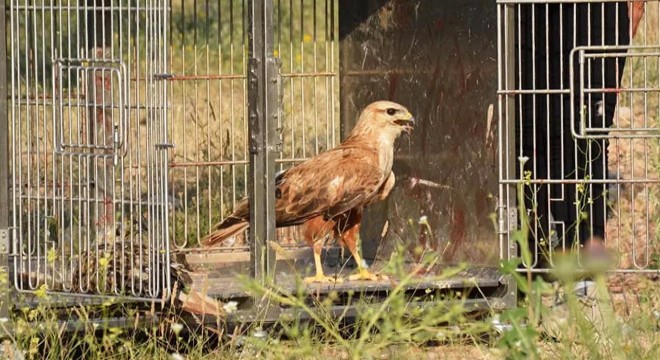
[34,284,48,299]
[47,248,58,264]
[99,255,110,269]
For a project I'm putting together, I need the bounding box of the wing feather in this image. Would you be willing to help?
[205,143,387,245]
[274,146,385,226]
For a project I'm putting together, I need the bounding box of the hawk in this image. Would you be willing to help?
[201,101,415,283]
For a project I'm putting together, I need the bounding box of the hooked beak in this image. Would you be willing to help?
[394,111,415,134]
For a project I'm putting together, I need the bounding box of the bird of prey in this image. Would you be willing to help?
[201,101,415,283]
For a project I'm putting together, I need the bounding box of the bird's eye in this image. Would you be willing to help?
[386,108,397,116]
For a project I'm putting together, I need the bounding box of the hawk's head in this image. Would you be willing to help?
[352,101,415,140]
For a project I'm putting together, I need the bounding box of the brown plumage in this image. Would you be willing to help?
[201,100,415,283]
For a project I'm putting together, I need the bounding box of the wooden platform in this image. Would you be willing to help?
[187,260,508,301]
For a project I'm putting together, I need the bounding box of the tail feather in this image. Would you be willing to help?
[201,216,249,247]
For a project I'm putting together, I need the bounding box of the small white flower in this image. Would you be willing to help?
[418,215,428,225]
[223,301,238,314]
[169,353,185,360]
[171,323,184,335]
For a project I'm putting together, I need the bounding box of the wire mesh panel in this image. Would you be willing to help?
[498,0,660,272]
[7,0,171,298]
[167,0,339,254]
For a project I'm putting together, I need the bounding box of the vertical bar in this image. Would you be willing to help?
[499,5,519,307]
[160,0,172,298]
[247,0,277,282]
[509,2,519,262]
[86,0,114,257]
[0,0,11,323]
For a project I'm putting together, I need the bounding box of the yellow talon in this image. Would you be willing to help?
[347,244,388,281]
[348,268,386,281]
[304,251,343,283]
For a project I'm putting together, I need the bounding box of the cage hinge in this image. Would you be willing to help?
[508,207,518,253]
[154,73,175,80]
[0,228,9,254]
[270,57,284,154]
[155,143,175,149]
[247,56,283,155]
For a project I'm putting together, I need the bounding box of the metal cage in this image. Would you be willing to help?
[1,0,516,311]
[4,0,170,300]
[178,0,511,308]
[166,0,341,265]
[498,0,660,273]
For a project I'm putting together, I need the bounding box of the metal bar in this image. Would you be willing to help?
[167,157,308,168]
[584,51,660,58]
[0,0,12,327]
[221,298,504,325]
[517,268,660,274]
[14,289,164,304]
[10,5,160,12]
[498,89,571,94]
[501,1,519,290]
[583,86,660,93]
[497,0,635,3]
[555,134,660,140]
[156,72,338,81]
[247,0,278,282]
[22,314,160,334]
[501,178,660,185]
[281,71,336,78]
[159,0,172,299]
[85,0,115,281]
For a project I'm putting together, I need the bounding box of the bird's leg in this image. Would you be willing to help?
[303,248,343,284]
[346,241,381,281]
[302,218,343,284]
[338,209,387,282]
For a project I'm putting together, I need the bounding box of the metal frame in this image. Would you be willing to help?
[0,0,11,324]
[498,1,520,304]
[164,0,343,279]
[0,0,519,324]
[497,0,660,273]
[6,0,171,300]
[247,0,278,283]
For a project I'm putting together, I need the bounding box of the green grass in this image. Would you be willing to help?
[2,242,658,360]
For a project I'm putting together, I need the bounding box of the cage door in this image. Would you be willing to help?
[8,0,171,299]
[571,45,660,139]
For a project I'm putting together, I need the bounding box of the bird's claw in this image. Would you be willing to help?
[304,274,344,284]
[348,269,388,282]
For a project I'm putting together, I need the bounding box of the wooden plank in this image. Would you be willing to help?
[189,263,504,299]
